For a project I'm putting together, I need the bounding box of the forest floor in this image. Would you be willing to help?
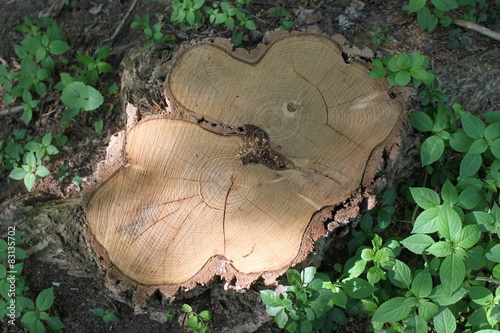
[0,0,499,332]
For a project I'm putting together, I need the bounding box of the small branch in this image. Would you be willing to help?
[107,0,140,45]
[0,105,23,117]
[453,19,500,42]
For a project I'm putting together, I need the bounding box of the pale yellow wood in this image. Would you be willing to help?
[86,33,402,287]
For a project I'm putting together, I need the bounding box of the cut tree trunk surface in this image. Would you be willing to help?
[83,32,403,297]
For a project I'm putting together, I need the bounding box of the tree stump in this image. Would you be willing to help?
[83,32,404,299]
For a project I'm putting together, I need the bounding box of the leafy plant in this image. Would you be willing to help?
[0,16,71,124]
[166,304,212,333]
[268,5,295,30]
[369,25,395,44]
[91,307,120,324]
[369,52,434,87]
[21,287,65,332]
[131,14,172,47]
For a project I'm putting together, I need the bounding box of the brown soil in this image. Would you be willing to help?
[0,0,498,332]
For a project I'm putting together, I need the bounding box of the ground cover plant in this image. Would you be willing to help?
[0,0,499,331]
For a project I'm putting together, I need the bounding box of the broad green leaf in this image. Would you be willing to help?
[401,234,435,254]
[457,187,481,210]
[476,330,500,333]
[61,82,104,111]
[182,304,192,313]
[486,244,500,263]
[361,248,375,261]
[91,308,105,316]
[198,310,211,321]
[395,70,411,86]
[437,205,461,242]
[418,300,439,321]
[388,259,412,289]
[411,270,432,298]
[410,187,441,209]
[490,138,500,160]
[286,269,301,286]
[36,165,50,177]
[440,253,465,294]
[421,135,444,165]
[410,111,433,132]
[426,241,453,257]
[406,312,428,333]
[467,286,493,306]
[300,266,316,284]
[275,308,287,328]
[396,53,411,70]
[330,288,347,308]
[413,207,440,234]
[187,314,198,328]
[434,307,456,333]
[410,66,429,80]
[432,0,458,11]
[460,153,482,178]
[49,40,71,55]
[461,112,485,139]
[36,287,54,311]
[456,225,481,249]
[441,180,458,205]
[468,138,488,154]
[409,0,427,13]
[9,168,27,180]
[21,310,38,324]
[483,111,500,123]
[24,172,36,191]
[372,297,412,323]
[449,132,473,152]
[341,278,377,299]
[429,286,467,306]
[46,316,65,330]
[417,7,438,31]
[465,246,486,270]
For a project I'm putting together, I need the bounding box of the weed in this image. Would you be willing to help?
[91,307,120,324]
[166,304,212,332]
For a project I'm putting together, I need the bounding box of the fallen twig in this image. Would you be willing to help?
[453,19,500,42]
[107,0,140,45]
[0,105,23,117]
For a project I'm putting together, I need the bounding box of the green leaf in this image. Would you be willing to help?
[460,153,482,178]
[450,132,473,152]
[486,244,500,263]
[199,310,211,321]
[395,70,411,86]
[429,286,467,306]
[21,310,38,324]
[406,312,428,333]
[410,187,441,209]
[36,165,50,177]
[441,180,458,205]
[413,207,440,234]
[467,286,493,306]
[187,314,198,328]
[483,111,500,124]
[388,259,412,289]
[396,53,411,70]
[245,20,256,30]
[401,234,435,254]
[286,269,301,286]
[36,287,54,311]
[410,111,433,132]
[275,308,288,328]
[456,225,481,249]
[434,307,456,333]
[411,270,432,298]
[9,167,27,180]
[61,82,104,111]
[45,316,65,330]
[341,278,377,299]
[437,205,461,242]
[91,308,105,316]
[24,172,36,191]
[468,138,488,154]
[182,304,192,313]
[300,266,316,284]
[417,7,438,31]
[421,135,444,166]
[490,138,500,160]
[48,40,71,55]
[461,112,485,139]
[103,313,119,324]
[372,297,412,324]
[426,241,453,257]
[418,300,440,321]
[409,0,427,12]
[440,253,465,294]
[457,187,481,209]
